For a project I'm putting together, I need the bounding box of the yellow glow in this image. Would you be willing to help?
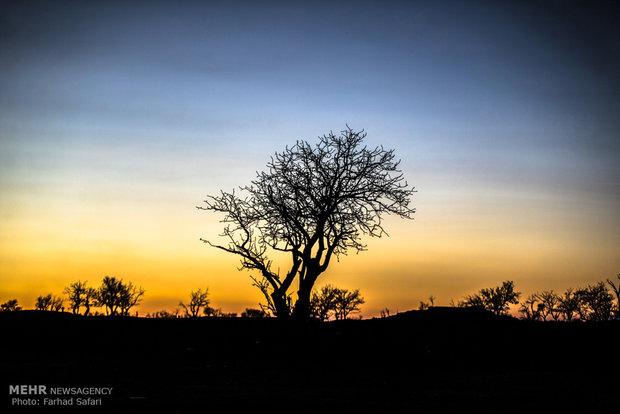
[2,181,618,319]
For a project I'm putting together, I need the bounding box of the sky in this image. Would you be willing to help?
[1,0,619,316]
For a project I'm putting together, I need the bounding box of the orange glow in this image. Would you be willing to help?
[2,185,617,317]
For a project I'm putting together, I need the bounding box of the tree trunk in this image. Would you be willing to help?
[271,291,290,320]
[292,292,311,320]
[292,277,316,321]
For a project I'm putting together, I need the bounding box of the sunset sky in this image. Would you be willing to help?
[1,0,618,316]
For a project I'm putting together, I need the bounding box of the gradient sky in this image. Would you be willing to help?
[1,0,619,316]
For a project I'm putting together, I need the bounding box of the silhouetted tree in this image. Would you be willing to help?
[539,290,560,321]
[82,286,97,316]
[96,277,122,316]
[64,281,97,315]
[309,285,365,320]
[519,293,543,321]
[606,274,620,318]
[556,288,580,322]
[35,294,63,311]
[96,276,144,316]
[575,282,614,321]
[333,288,365,320]
[310,284,338,321]
[380,308,390,318]
[459,281,521,316]
[118,282,145,316]
[0,299,21,312]
[241,308,267,318]
[418,296,435,311]
[179,288,210,317]
[199,127,415,320]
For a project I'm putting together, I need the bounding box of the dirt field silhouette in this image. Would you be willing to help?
[2,308,618,412]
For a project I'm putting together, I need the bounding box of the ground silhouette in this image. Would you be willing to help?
[1,308,618,412]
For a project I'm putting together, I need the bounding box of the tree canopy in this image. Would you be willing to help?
[200,127,415,320]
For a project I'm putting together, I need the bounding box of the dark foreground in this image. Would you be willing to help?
[1,308,618,413]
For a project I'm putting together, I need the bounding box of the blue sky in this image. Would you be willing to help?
[1,0,618,313]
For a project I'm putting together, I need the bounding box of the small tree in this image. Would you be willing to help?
[519,293,543,321]
[35,294,64,311]
[333,288,365,320]
[418,295,435,311]
[96,276,144,316]
[557,288,580,322]
[539,290,560,321]
[118,282,145,316]
[310,285,338,321]
[82,286,98,316]
[0,299,21,312]
[459,281,521,316]
[64,281,97,315]
[179,288,210,317]
[96,277,122,316]
[575,283,614,321]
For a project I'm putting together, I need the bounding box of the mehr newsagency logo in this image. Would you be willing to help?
[9,385,113,407]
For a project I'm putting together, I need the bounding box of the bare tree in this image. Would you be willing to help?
[35,294,64,311]
[418,296,436,311]
[96,276,144,316]
[310,285,365,320]
[310,284,338,321]
[606,274,620,319]
[575,282,614,321]
[118,282,145,316]
[557,288,580,322]
[333,288,365,320]
[179,288,210,317]
[64,281,97,315]
[95,277,123,316]
[519,293,543,321]
[459,281,521,316]
[0,299,21,312]
[82,286,98,316]
[199,127,415,320]
[539,290,560,321]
